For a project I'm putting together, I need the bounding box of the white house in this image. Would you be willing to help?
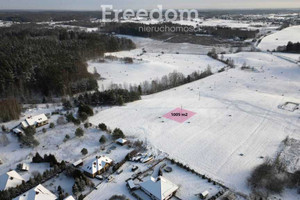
[13,184,57,200]
[64,195,76,200]
[21,114,48,129]
[140,176,179,200]
[83,155,113,178]
[0,170,24,191]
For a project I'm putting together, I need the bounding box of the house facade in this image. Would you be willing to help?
[83,155,113,178]
[21,114,49,129]
[13,184,57,200]
[0,170,24,191]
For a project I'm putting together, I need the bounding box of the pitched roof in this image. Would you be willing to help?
[83,155,113,175]
[64,196,75,200]
[13,184,57,200]
[116,138,127,144]
[140,176,179,200]
[0,170,24,191]
[22,114,48,128]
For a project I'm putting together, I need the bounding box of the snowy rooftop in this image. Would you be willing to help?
[13,184,57,200]
[0,170,24,191]
[140,176,179,200]
[116,138,127,144]
[64,196,75,200]
[83,155,113,175]
[21,114,48,128]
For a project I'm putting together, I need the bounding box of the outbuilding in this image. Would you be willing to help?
[115,138,128,146]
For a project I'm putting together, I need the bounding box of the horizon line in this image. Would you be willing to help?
[0,7,300,12]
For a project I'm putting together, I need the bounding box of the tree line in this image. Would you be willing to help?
[75,89,141,106]
[139,67,213,95]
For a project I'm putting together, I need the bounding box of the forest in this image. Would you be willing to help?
[0,24,135,101]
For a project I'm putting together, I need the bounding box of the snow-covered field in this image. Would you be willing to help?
[89,52,300,195]
[258,25,300,51]
[88,52,225,90]
[88,35,228,90]
[274,52,300,63]
[116,35,226,54]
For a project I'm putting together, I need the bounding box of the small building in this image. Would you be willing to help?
[72,159,83,167]
[140,176,179,200]
[83,155,113,178]
[18,163,30,171]
[115,138,128,146]
[127,179,140,190]
[0,170,25,191]
[21,114,49,129]
[199,191,209,199]
[13,184,57,200]
[12,128,24,135]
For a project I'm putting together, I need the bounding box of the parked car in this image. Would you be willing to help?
[132,165,139,172]
[107,175,114,182]
[96,175,103,180]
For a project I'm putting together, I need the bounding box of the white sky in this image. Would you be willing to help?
[1,0,300,10]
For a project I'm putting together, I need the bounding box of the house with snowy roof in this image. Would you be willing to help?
[21,114,48,129]
[83,155,113,178]
[0,170,24,191]
[64,195,75,200]
[13,184,57,200]
[139,176,179,200]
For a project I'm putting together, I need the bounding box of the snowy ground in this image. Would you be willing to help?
[117,35,228,54]
[279,137,300,173]
[88,52,226,90]
[273,52,300,63]
[88,35,228,90]
[258,25,300,51]
[89,52,300,195]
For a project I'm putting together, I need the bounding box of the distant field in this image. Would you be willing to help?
[258,25,300,51]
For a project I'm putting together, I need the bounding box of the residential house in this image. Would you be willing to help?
[139,176,179,200]
[0,170,24,191]
[13,184,57,200]
[21,114,48,129]
[83,155,113,178]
